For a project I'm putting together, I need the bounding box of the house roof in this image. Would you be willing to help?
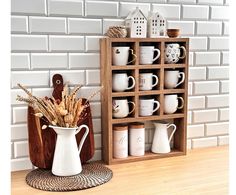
[148,11,165,20]
[125,7,147,20]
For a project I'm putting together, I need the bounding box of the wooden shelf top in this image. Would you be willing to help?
[102,37,189,43]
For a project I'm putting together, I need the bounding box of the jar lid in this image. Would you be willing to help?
[113,125,128,131]
[129,122,144,129]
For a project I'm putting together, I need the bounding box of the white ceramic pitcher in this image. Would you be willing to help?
[49,125,89,176]
[151,121,176,154]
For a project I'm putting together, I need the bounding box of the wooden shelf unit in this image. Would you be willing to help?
[100,38,189,165]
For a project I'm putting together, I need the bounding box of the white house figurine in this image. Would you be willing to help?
[125,7,147,38]
[147,11,166,38]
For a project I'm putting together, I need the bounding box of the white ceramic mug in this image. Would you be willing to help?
[112,73,135,92]
[139,98,160,116]
[164,95,184,114]
[112,99,135,118]
[112,47,136,66]
[139,46,161,64]
[165,43,186,64]
[164,70,185,89]
[139,73,158,91]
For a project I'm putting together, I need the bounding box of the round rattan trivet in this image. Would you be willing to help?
[25,163,113,191]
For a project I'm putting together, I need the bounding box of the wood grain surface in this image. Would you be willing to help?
[12,146,229,195]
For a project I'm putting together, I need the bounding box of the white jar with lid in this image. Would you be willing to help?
[129,123,145,156]
[113,125,128,158]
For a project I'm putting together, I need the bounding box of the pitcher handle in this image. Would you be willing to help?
[127,49,137,64]
[176,72,185,87]
[127,76,135,90]
[167,124,177,143]
[75,125,89,154]
[152,49,161,62]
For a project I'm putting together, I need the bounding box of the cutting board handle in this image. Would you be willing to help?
[52,74,64,100]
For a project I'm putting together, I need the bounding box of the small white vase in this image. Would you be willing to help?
[49,125,89,176]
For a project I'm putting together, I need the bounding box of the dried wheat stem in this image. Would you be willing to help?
[84,87,102,104]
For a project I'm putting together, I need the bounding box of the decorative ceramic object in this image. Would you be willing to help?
[139,73,158,91]
[125,7,147,38]
[167,29,180,38]
[164,70,185,89]
[50,125,89,176]
[113,125,128,158]
[112,98,135,118]
[106,26,127,38]
[112,73,135,92]
[151,121,176,154]
[165,43,186,64]
[139,46,161,64]
[139,98,160,116]
[164,94,184,114]
[147,11,166,38]
[112,46,136,65]
[129,123,145,156]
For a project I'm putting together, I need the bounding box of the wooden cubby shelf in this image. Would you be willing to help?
[100,37,189,165]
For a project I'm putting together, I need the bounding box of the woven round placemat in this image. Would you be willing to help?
[25,163,113,191]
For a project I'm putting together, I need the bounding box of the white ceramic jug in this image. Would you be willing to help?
[151,121,176,154]
[49,125,89,176]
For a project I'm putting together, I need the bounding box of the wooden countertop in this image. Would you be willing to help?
[11,146,228,195]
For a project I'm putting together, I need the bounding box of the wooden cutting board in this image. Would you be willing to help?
[27,74,95,169]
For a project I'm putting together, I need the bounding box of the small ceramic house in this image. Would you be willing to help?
[125,7,147,38]
[147,12,166,38]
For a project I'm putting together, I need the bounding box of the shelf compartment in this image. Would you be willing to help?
[139,69,161,91]
[112,96,136,119]
[163,93,185,115]
[139,42,162,65]
[111,150,185,164]
[163,67,186,90]
[112,42,137,66]
[112,69,136,93]
[164,41,188,65]
[139,95,161,117]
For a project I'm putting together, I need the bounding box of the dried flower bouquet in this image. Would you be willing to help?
[16,83,101,129]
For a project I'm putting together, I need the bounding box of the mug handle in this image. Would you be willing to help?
[152,49,161,62]
[127,49,137,64]
[127,76,135,90]
[152,101,160,113]
[167,124,177,143]
[152,75,159,87]
[177,97,184,109]
[128,101,135,114]
[175,72,185,87]
[75,125,90,154]
[179,46,186,59]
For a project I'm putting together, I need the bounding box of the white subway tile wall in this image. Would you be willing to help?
[11,0,229,171]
